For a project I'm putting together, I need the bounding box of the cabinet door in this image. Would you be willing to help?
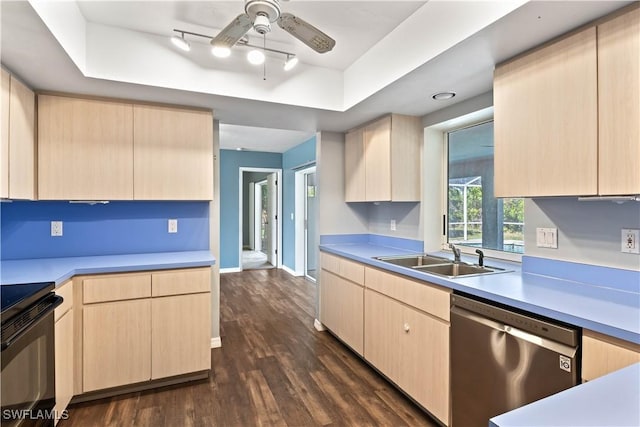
[364,289,402,384]
[389,115,421,202]
[598,7,640,195]
[83,299,151,392]
[399,306,450,425]
[494,27,598,197]
[364,116,392,201]
[582,330,640,381]
[133,105,213,200]
[151,293,211,379]
[54,309,74,423]
[8,75,35,199]
[320,269,364,355]
[1,68,9,198]
[38,96,134,200]
[344,128,366,202]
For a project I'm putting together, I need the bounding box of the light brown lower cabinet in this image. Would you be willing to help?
[319,253,450,426]
[151,293,211,379]
[78,267,211,395]
[582,329,640,381]
[54,281,74,425]
[364,289,450,425]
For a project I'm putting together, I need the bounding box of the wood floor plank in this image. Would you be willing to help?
[59,269,438,427]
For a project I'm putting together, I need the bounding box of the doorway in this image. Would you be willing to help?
[295,166,317,281]
[240,168,282,271]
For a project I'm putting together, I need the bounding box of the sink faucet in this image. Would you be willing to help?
[449,243,461,263]
[475,249,484,267]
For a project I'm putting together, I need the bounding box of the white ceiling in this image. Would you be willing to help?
[0,1,633,153]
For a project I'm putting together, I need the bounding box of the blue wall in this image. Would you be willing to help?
[219,150,282,269]
[282,137,316,270]
[0,201,209,260]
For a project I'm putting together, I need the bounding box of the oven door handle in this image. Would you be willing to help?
[1,295,63,351]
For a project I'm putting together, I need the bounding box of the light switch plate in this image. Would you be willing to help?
[51,221,63,237]
[621,229,640,254]
[390,219,397,231]
[168,219,178,234]
[536,227,557,249]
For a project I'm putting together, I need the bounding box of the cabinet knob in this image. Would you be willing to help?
[403,323,410,333]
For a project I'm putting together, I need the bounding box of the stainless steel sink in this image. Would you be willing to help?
[374,254,450,268]
[414,263,508,278]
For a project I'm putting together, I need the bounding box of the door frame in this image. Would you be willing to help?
[239,167,282,271]
[294,166,316,277]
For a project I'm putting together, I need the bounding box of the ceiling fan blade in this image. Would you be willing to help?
[277,13,335,54]
[211,13,253,49]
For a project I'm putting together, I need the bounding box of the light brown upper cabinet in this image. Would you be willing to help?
[133,105,213,200]
[494,27,598,197]
[494,6,640,197]
[598,7,640,195]
[1,69,36,200]
[38,95,134,200]
[344,114,421,202]
[37,95,214,200]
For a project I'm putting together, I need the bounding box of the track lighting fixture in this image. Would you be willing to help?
[170,31,190,52]
[170,29,298,70]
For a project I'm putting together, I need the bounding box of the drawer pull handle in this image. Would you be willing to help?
[403,323,410,333]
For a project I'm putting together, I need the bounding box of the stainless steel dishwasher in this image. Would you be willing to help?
[450,294,580,427]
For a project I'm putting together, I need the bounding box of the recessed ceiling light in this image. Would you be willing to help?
[432,92,456,100]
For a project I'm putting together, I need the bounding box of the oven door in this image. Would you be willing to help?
[1,294,62,427]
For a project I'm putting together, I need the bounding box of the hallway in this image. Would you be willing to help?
[61,269,438,426]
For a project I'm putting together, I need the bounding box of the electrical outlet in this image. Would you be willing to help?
[621,229,640,254]
[51,221,63,237]
[536,227,558,249]
[168,219,178,234]
[390,219,397,231]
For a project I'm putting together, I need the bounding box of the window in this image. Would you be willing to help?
[446,121,524,254]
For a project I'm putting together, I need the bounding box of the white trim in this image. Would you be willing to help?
[295,166,316,277]
[239,167,283,271]
[211,337,222,348]
[220,267,242,274]
[280,264,302,277]
[314,319,326,331]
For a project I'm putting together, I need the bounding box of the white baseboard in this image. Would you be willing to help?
[220,267,242,274]
[211,337,222,348]
[280,264,303,277]
[314,318,326,331]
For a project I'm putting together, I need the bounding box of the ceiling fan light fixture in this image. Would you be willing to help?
[247,49,265,65]
[170,33,190,52]
[211,45,232,58]
[283,55,298,71]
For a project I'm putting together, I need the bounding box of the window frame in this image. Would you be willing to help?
[440,118,523,263]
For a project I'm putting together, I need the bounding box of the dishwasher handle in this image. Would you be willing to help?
[451,306,578,357]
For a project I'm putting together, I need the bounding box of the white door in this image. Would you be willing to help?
[248,182,255,250]
[305,171,317,280]
[266,173,278,266]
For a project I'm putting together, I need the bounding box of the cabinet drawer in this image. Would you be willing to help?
[151,268,211,297]
[582,330,640,381]
[55,280,73,322]
[365,267,451,322]
[320,252,364,285]
[83,273,151,304]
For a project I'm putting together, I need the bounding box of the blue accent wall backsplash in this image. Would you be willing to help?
[0,201,209,260]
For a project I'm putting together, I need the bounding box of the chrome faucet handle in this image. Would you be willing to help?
[449,243,461,262]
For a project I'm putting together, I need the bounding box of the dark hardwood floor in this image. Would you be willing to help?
[61,269,439,426]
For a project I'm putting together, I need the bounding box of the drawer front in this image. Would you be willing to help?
[55,280,73,322]
[320,252,341,275]
[365,267,451,322]
[83,273,151,304]
[151,267,211,297]
[320,252,365,285]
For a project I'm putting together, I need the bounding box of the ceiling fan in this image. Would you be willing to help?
[211,0,336,54]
